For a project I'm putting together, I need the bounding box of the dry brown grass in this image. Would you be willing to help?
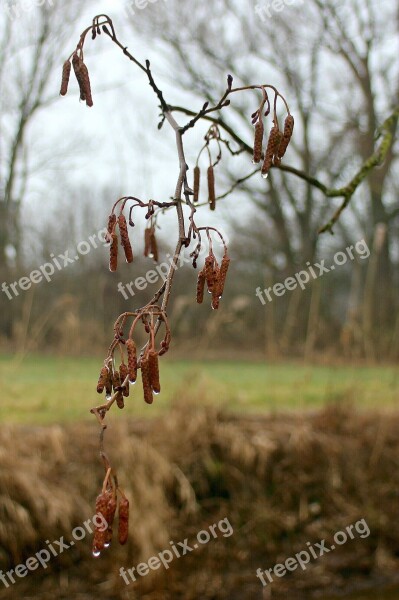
[1,395,399,599]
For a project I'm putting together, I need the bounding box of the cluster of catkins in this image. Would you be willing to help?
[93,483,129,556]
[193,164,217,211]
[106,212,158,272]
[197,251,230,310]
[253,113,294,178]
[60,52,93,107]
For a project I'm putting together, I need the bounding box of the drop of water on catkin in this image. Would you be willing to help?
[93,550,101,558]
[153,391,160,396]
[149,253,154,259]
[261,173,269,179]
[104,542,110,548]
[129,380,136,386]
[106,394,111,401]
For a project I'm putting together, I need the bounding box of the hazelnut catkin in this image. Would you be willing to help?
[109,233,118,272]
[141,356,153,405]
[208,166,216,211]
[107,214,117,235]
[72,53,93,107]
[105,495,117,546]
[261,125,280,177]
[60,60,71,96]
[118,215,133,263]
[217,255,231,298]
[97,367,108,394]
[277,114,295,159]
[144,228,151,257]
[115,391,124,410]
[112,370,121,391]
[193,166,200,203]
[205,255,216,292]
[126,339,137,382]
[148,350,160,394]
[93,491,109,553]
[118,498,129,546]
[150,229,158,262]
[196,268,206,304]
[119,363,129,397]
[253,119,264,163]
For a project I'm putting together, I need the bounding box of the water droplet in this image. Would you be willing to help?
[129,380,136,386]
[104,542,110,548]
[93,550,101,558]
[149,253,154,259]
[208,290,212,294]
[106,394,111,401]
[211,306,216,311]
[261,172,269,179]
[153,391,160,396]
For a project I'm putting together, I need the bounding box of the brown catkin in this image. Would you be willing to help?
[97,367,108,394]
[261,126,281,177]
[105,495,117,546]
[72,54,93,107]
[196,268,206,304]
[115,391,124,410]
[109,233,118,272]
[148,350,160,394]
[193,166,200,203]
[208,166,216,211]
[126,339,137,382]
[93,492,109,553]
[118,215,133,263]
[105,369,113,396]
[107,214,116,235]
[112,370,121,391]
[119,363,129,397]
[217,255,231,298]
[253,120,264,163]
[277,114,295,159]
[144,228,151,257]
[118,498,129,546]
[205,255,215,292]
[60,60,71,96]
[150,229,158,262]
[141,356,153,405]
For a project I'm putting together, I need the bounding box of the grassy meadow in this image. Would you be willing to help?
[1,354,398,424]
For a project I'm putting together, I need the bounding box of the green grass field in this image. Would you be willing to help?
[1,354,398,424]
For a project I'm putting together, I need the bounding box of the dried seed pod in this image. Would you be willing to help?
[144,228,151,257]
[148,350,160,394]
[141,356,153,405]
[217,255,231,298]
[196,268,206,304]
[115,391,124,409]
[109,233,118,272]
[97,366,108,394]
[193,166,200,203]
[253,119,264,164]
[93,491,109,553]
[60,60,71,96]
[277,114,295,159]
[126,339,137,382]
[119,363,129,397]
[118,498,129,546]
[208,166,216,211]
[118,215,133,263]
[261,125,281,177]
[150,229,158,262]
[72,53,93,107]
[205,255,216,292]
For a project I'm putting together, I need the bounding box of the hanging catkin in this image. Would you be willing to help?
[193,166,200,203]
[60,60,71,96]
[118,215,133,263]
[208,166,216,211]
[253,120,264,164]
